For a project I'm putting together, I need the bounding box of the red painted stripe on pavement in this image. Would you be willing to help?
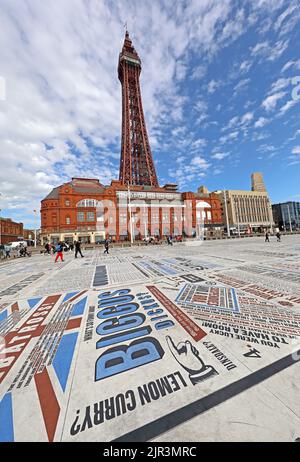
[147,285,207,342]
[66,318,81,331]
[35,368,60,442]
[67,290,87,303]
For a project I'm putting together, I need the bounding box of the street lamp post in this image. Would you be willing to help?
[143,205,147,239]
[127,184,134,244]
[223,190,230,238]
[235,198,241,238]
[33,209,37,247]
[287,204,293,233]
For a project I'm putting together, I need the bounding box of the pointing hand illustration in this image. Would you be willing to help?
[166,336,218,384]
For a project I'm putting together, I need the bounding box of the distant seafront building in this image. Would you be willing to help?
[215,173,274,233]
[0,218,23,245]
[40,32,222,245]
[272,202,300,230]
[0,217,34,245]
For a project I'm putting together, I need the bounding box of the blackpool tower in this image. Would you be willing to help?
[118,31,159,187]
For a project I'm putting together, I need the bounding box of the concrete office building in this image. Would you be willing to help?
[215,173,274,233]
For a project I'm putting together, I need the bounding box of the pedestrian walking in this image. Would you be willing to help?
[276,231,281,242]
[44,243,51,255]
[74,240,84,258]
[4,245,11,258]
[265,231,270,243]
[104,239,109,254]
[54,241,64,263]
[167,235,172,245]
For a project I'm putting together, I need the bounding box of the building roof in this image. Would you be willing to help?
[44,187,60,200]
[71,178,105,194]
[42,178,106,201]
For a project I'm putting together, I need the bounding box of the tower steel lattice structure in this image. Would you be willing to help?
[118,31,159,187]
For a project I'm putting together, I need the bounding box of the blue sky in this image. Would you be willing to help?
[0,0,299,228]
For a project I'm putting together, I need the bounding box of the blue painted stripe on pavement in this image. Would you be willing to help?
[28,297,43,309]
[0,310,8,323]
[71,296,87,317]
[231,288,240,313]
[0,393,14,442]
[52,332,78,392]
[62,291,79,303]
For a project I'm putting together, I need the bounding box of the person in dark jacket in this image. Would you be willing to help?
[75,240,84,258]
[104,239,109,254]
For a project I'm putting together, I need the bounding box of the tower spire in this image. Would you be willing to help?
[118,32,159,187]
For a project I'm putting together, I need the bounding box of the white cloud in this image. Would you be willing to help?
[292,146,300,155]
[191,65,206,80]
[219,131,239,144]
[270,77,291,93]
[261,91,286,111]
[251,41,269,56]
[268,40,289,61]
[240,111,254,125]
[207,80,221,94]
[281,59,300,73]
[168,153,211,189]
[278,99,298,115]
[240,60,252,73]
[254,117,269,128]
[191,138,207,150]
[211,152,230,160]
[274,4,297,32]
[191,156,210,170]
[233,78,250,95]
[250,39,289,61]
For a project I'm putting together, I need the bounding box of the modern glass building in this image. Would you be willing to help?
[272,202,300,230]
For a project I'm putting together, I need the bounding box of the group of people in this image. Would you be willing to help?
[44,242,74,255]
[265,231,281,242]
[44,240,84,263]
[0,243,31,259]
[45,238,111,264]
[1,245,11,259]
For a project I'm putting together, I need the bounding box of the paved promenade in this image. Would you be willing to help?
[0,235,300,442]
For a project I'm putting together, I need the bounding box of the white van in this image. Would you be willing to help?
[8,241,28,248]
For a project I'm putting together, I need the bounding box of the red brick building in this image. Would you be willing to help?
[40,178,223,244]
[0,218,24,245]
